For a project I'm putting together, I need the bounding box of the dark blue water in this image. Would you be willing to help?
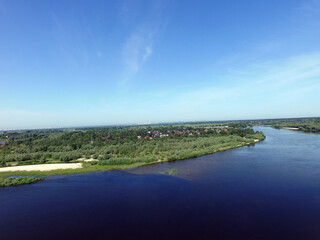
[1,127,320,240]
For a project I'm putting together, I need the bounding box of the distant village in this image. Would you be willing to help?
[0,125,235,145]
[136,126,230,140]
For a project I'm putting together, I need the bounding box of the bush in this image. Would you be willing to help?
[59,154,73,162]
[0,176,45,187]
[98,154,110,161]
[0,159,6,167]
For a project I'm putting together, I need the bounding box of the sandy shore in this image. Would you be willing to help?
[0,163,83,172]
[284,127,299,130]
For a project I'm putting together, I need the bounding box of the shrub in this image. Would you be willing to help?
[98,154,110,161]
[0,176,45,187]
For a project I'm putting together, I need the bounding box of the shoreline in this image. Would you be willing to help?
[0,163,82,173]
[0,137,265,178]
[271,126,320,133]
[283,127,299,130]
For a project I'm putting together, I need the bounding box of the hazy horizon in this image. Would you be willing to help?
[1,116,319,131]
[1,0,320,129]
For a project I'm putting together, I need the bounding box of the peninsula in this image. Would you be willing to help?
[0,123,265,185]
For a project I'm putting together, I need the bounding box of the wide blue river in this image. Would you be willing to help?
[0,127,320,239]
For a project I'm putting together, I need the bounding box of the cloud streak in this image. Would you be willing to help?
[122,28,154,73]
[119,1,166,85]
[166,52,320,119]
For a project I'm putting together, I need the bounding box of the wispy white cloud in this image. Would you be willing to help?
[122,28,154,73]
[119,1,166,85]
[3,52,320,128]
[166,52,320,118]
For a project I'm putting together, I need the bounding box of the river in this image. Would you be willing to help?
[0,127,320,239]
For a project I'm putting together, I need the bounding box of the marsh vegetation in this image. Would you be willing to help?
[0,176,45,187]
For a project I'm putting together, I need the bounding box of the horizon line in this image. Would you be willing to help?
[1,116,319,132]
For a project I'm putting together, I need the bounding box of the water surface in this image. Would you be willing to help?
[1,127,320,239]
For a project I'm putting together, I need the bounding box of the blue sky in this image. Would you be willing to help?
[1,0,320,129]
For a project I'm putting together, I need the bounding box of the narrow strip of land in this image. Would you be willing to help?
[0,124,266,177]
[0,163,82,172]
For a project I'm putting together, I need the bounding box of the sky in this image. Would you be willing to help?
[1,0,320,129]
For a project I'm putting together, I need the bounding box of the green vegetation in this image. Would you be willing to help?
[0,162,150,178]
[205,117,320,133]
[211,117,320,132]
[269,118,320,133]
[0,176,45,187]
[2,118,318,181]
[159,168,179,176]
[0,123,265,177]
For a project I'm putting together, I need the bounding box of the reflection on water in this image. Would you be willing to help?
[1,127,320,240]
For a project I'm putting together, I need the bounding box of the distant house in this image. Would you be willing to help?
[161,133,169,137]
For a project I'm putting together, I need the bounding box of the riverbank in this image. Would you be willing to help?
[0,136,265,179]
[272,126,320,133]
[268,118,320,133]
[0,163,82,172]
[0,176,45,187]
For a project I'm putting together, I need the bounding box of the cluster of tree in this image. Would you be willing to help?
[0,124,265,167]
[270,118,320,133]
[226,117,320,132]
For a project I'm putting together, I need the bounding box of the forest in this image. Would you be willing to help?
[213,117,320,132]
[0,123,265,170]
